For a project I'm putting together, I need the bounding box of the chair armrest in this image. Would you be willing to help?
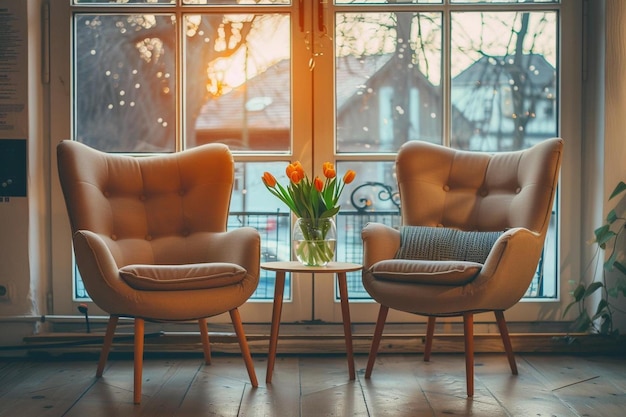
[72,230,137,311]
[205,227,261,279]
[361,222,401,269]
[471,227,545,308]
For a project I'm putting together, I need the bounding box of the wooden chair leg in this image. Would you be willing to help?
[198,318,211,365]
[495,310,518,375]
[229,308,258,387]
[463,312,474,397]
[133,318,145,405]
[365,305,389,379]
[96,315,119,377]
[424,316,436,362]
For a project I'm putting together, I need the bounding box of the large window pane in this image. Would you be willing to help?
[452,0,558,3]
[450,11,558,151]
[183,0,291,5]
[188,14,291,151]
[74,0,292,5]
[335,1,442,4]
[75,0,174,4]
[335,12,442,152]
[74,12,291,153]
[336,161,400,299]
[74,14,177,152]
[233,161,292,300]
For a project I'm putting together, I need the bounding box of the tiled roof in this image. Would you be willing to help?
[196,59,291,130]
[196,55,395,131]
[453,53,555,90]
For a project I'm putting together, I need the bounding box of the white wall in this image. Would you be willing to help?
[603,0,626,332]
[0,0,48,348]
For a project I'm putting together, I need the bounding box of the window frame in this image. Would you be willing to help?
[48,0,582,328]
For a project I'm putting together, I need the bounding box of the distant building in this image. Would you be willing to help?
[194,59,291,151]
[195,53,556,153]
[451,53,557,151]
[334,53,445,152]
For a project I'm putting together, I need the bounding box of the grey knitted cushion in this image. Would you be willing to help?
[395,226,503,264]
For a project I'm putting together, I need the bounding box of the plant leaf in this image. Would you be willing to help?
[572,283,586,301]
[609,181,626,200]
[583,281,604,298]
[594,225,615,248]
[319,206,340,218]
[606,209,618,225]
[614,260,626,275]
[592,299,609,319]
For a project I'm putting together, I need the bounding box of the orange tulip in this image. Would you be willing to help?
[343,169,356,184]
[289,171,302,184]
[322,162,336,179]
[262,161,357,220]
[314,176,324,192]
[262,171,277,187]
[286,161,305,184]
[285,162,296,177]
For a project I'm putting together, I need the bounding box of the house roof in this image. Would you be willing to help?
[196,59,291,131]
[453,53,556,91]
[335,54,394,109]
[196,55,396,132]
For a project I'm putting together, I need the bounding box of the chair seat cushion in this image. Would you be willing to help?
[369,259,482,285]
[395,226,503,263]
[119,263,246,291]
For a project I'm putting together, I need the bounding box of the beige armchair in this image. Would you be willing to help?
[57,140,260,404]
[362,138,563,396]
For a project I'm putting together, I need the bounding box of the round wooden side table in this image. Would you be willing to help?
[260,261,363,383]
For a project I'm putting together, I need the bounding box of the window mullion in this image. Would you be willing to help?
[177,8,184,152]
[442,6,451,148]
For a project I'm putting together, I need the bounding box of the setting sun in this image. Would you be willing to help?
[205,14,289,96]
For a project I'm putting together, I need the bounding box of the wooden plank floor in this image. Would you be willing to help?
[0,352,624,416]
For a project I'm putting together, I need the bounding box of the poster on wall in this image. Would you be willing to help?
[0,0,27,199]
[0,0,28,139]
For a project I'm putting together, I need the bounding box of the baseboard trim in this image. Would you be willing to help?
[14,331,625,357]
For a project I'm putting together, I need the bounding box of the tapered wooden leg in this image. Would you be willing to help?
[198,318,211,365]
[495,310,518,375]
[337,272,355,380]
[266,271,285,383]
[365,305,389,379]
[96,315,118,377]
[424,316,436,362]
[463,312,474,397]
[230,308,258,387]
[133,318,145,405]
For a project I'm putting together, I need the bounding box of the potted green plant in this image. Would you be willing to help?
[564,181,626,336]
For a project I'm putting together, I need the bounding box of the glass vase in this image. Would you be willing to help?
[292,217,337,266]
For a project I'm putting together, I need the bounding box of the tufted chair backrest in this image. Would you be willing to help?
[395,138,563,236]
[57,140,235,267]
